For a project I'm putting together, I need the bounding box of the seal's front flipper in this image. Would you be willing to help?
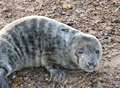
[0,68,10,88]
[0,76,10,88]
[48,68,66,81]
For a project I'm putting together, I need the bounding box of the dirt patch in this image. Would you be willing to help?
[0,0,120,88]
[104,55,120,68]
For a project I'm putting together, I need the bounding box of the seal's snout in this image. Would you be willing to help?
[87,61,97,67]
[85,61,99,72]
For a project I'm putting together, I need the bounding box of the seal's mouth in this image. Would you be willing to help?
[83,65,98,72]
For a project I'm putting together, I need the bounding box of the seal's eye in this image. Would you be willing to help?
[61,28,69,32]
[95,50,99,54]
[77,48,84,54]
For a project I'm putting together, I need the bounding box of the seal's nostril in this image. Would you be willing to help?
[88,62,97,67]
[88,62,93,66]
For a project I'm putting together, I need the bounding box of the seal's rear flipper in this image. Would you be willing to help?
[0,68,10,88]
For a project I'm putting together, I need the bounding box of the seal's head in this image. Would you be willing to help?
[69,32,102,72]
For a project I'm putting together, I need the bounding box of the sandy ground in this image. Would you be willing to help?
[0,0,120,88]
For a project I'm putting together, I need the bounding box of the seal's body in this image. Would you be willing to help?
[0,16,102,88]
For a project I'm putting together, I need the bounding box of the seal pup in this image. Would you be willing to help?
[0,16,102,88]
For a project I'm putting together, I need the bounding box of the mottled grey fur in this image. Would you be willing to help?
[0,16,102,88]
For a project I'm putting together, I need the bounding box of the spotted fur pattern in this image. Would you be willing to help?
[0,16,80,76]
